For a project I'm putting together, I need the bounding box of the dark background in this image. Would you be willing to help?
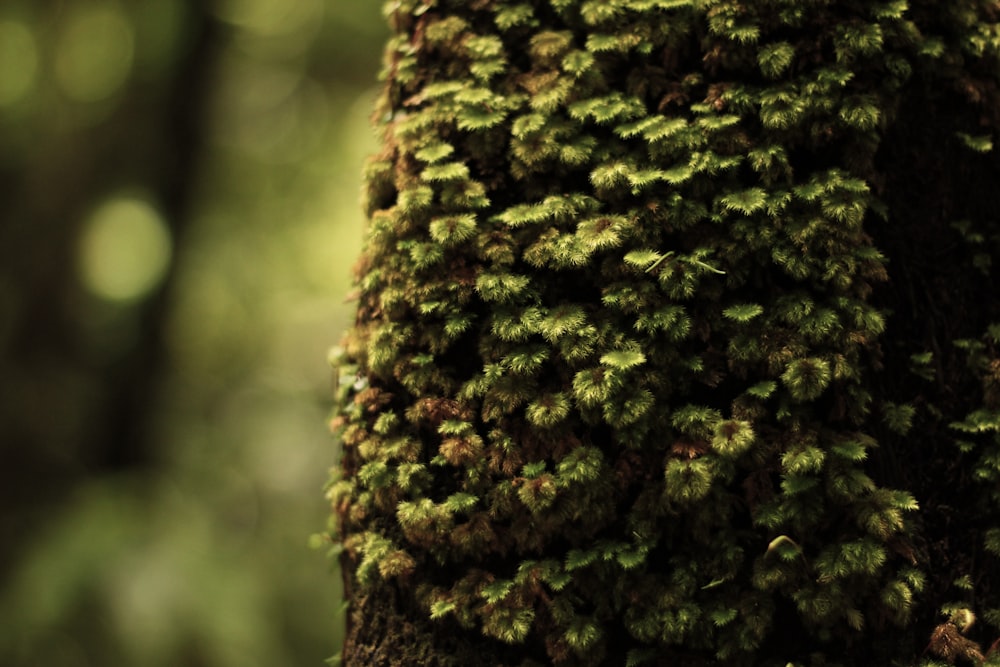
[0,1,386,664]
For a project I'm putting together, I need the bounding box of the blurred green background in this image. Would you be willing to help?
[0,1,386,664]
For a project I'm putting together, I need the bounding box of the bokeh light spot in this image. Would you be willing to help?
[54,6,134,103]
[0,20,39,107]
[212,0,323,37]
[78,196,173,303]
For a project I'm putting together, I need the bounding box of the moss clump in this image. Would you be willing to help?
[329,1,1000,665]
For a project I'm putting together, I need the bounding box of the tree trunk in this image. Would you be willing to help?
[331,1,1000,665]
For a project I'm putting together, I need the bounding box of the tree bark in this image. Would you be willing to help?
[332,2,1000,664]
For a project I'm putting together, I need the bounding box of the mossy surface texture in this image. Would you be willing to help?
[328,1,1000,664]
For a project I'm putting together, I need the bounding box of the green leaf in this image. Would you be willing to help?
[503,344,549,374]
[429,214,478,245]
[421,161,471,182]
[815,539,887,581]
[569,92,645,124]
[457,106,508,130]
[526,392,571,427]
[625,648,659,667]
[985,528,1000,556]
[663,458,715,503]
[746,380,777,399]
[671,404,721,433]
[564,618,602,650]
[838,96,882,130]
[420,80,465,100]
[720,188,767,215]
[556,445,604,484]
[395,463,429,491]
[951,409,1000,434]
[481,579,515,604]
[781,357,832,401]
[475,272,531,303]
[634,305,691,339]
[696,114,740,132]
[398,185,434,212]
[781,445,827,475]
[872,0,907,19]
[443,492,478,513]
[465,34,504,58]
[626,168,668,191]
[511,112,546,139]
[711,420,755,457]
[661,163,694,184]
[781,473,820,495]
[616,115,687,141]
[586,33,633,53]
[577,215,627,251]
[357,461,390,489]
[600,349,647,369]
[562,49,595,76]
[830,439,869,462]
[758,42,795,78]
[540,305,588,342]
[522,461,547,478]
[616,544,649,569]
[530,75,574,112]
[722,303,764,322]
[957,132,993,153]
[710,607,737,626]
[605,387,654,426]
[881,402,916,435]
[623,249,664,270]
[486,607,535,643]
[429,600,456,619]
[728,24,760,44]
[495,4,537,30]
[415,142,454,163]
[566,548,599,571]
[573,366,623,407]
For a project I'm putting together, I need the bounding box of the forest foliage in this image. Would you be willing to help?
[0,2,385,665]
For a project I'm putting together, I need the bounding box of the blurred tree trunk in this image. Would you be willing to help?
[331,1,1000,665]
[0,3,220,572]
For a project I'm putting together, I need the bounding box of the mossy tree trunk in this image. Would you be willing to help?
[329,1,1000,665]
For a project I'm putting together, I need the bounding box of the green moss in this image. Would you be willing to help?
[331,0,1000,664]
